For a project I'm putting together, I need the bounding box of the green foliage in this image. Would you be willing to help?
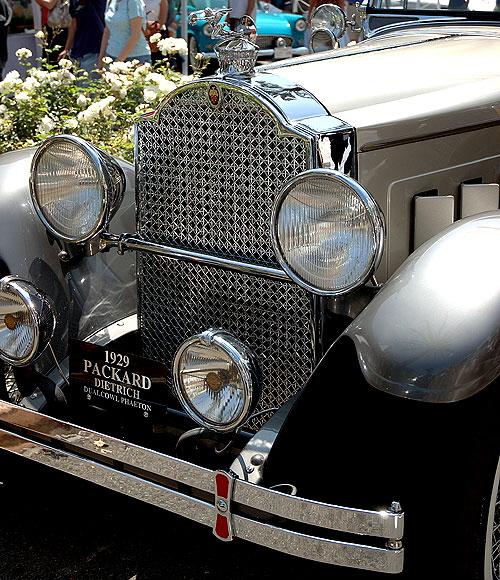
[0,32,209,162]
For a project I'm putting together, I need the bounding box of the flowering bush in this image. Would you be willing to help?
[0,32,208,162]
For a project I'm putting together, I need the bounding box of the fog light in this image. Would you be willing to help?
[173,329,260,432]
[0,276,56,366]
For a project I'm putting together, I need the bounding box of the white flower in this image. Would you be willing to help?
[143,87,160,103]
[109,61,131,74]
[157,37,188,56]
[149,32,162,44]
[77,109,97,123]
[133,63,152,80]
[103,71,123,90]
[145,72,164,84]
[77,94,90,107]
[35,30,46,40]
[58,58,73,70]
[3,70,22,84]
[118,88,128,99]
[22,77,40,91]
[102,56,113,65]
[14,91,30,102]
[65,118,78,129]
[0,104,8,113]
[158,77,176,94]
[15,48,32,59]
[30,68,50,82]
[38,115,56,133]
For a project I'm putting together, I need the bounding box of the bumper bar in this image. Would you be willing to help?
[0,400,403,574]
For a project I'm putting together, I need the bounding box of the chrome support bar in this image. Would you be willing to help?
[0,400,404,573]
[100,232,291,282]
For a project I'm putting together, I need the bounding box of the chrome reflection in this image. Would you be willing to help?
[0,399,404,573]
[0,276,56,366]
[346,211,500,402]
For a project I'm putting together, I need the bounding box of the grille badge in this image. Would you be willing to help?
[208,84,222,108]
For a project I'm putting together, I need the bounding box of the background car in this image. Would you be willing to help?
[175,0,308,66]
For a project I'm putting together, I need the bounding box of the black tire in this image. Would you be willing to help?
[485,456,500,579]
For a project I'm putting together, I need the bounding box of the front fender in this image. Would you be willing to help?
[346,210,500,403]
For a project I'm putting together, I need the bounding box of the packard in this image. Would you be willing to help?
[1,1,500,577]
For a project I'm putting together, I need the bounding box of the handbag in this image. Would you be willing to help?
[47,0,72,28]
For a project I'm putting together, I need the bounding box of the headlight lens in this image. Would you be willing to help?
[30,135,125,243]
[272,169,385,295]
[202,23,213,36]
[295,18,307,32]
[0,277,55,366]
[173,330,260,432]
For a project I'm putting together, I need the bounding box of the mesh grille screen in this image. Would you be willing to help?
[139,257,314,428]
[137,83,308,268]
[136,82,315,430]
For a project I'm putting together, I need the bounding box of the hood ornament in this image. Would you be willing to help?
[189,8,259,76]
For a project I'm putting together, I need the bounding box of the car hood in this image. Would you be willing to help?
[257,26,500,150]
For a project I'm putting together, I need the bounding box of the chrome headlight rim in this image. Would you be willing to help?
[29,134,126,244]
[310,27,338,53]
[311,3,347,39]
[295,17,307,32]
[173,329,260,433]
[0,276,56,366]
[271,168,385,296]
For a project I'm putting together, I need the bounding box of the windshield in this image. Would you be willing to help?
[374,0,497,10]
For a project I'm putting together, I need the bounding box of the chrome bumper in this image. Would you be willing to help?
[0,400,403,574]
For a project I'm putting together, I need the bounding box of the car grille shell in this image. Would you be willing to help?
[136,81,315,430]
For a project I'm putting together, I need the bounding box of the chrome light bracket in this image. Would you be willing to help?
[189,8,259,76]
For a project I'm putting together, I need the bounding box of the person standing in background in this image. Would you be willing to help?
[227,0,256,31]
[0,0,11,80]
[144,0,167,63]
[98,0,151,66]
[58,0,106,76]
[34,0,70,64]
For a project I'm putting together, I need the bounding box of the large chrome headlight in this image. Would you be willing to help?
[309,4,346,52]
[30,135,126,243]
[272,169,385,295]
[173,329,261,432]
[0,276,56,366]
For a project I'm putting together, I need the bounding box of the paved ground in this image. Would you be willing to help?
[0,451,375,580]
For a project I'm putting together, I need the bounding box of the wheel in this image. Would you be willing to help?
[485,456,500,579]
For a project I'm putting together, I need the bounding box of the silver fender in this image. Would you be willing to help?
[0,148,137,367]
[345,210,500,403]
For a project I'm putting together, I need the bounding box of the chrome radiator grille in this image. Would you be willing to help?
[136,81,314,430]
[256,35,293,50]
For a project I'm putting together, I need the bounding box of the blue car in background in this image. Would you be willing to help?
[175,0,308,64]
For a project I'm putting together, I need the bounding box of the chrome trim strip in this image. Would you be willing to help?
[0,417,404,573]
[0,428,215,526]
[0,400,403,539]
[101,233,292,283]
[232,517,403,573]
[360,118,500,153]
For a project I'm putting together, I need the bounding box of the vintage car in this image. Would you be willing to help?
[175,0,308,65]
[1,0,500,577]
